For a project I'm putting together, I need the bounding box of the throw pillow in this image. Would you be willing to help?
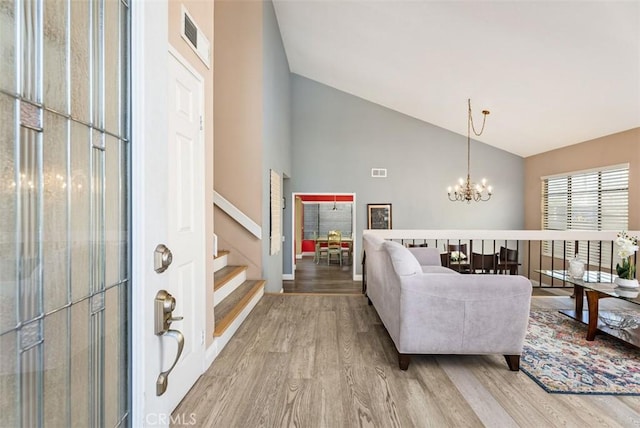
[383,240,422,276]
[450,251,467,261]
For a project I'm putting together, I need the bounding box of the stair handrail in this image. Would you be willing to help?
[214,191,262,239]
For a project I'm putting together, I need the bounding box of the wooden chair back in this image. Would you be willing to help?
[471,252,499,274]
[328,230,342,250]
[500,246,518,262]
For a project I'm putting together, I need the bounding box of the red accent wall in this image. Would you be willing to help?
[298,194,353,202]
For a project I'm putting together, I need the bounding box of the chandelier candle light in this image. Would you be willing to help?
[448,99,493,203]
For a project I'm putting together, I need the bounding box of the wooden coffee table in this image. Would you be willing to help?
[539,270,640,348]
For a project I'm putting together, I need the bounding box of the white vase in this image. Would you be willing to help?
[614,277,639,289]
[617,289,639,298]
[568,255,585,279]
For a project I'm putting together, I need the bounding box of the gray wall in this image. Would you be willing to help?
[262,0,292,292]
[287,74,525,275]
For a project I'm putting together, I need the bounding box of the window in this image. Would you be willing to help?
[542,164,629,265]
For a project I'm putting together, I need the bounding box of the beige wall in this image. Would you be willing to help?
[213,0,264,278]
[524,128,640,231]
[168,0,215,346]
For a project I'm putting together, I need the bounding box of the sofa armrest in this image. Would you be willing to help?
[397,274,532,354]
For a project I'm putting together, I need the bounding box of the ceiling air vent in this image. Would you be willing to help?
[371,168,387,178]
[181,6,211,69]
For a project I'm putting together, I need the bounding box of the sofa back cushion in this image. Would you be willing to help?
[408,247,442,266]
[383,240,422,276]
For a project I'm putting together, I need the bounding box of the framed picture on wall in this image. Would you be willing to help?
[367,203,392,229]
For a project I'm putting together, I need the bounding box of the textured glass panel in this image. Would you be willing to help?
[92,0,103,129]
[43,0,68,113]
[0,93,17,332]
[43,112,69,312]
[21,0,40,101]
[70,122,90,301]
[90,309,104,427]
[44,308,70,427]
[104,286,119,427]
[19,127,42,322]
[0,332,18,427]
[105,136,122,286]
[20,344,42,427]
[104,0,120,135]
[0,0,16,92]
[70,0,90,123]
[120,1,129,140]
[70,299,90,426]
[118,284,126,418]
[93,130,105,293]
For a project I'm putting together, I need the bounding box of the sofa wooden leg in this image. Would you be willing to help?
[504,355,520,371]
[398,353,411,370]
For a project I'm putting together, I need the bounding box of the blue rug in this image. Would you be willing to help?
[521,310,640,395]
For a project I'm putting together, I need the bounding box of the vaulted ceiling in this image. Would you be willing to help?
[273,0,640,157]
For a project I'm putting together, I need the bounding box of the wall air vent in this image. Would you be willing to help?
[371,168,387,178]
[184,14,198,48]
[181,5,211,69]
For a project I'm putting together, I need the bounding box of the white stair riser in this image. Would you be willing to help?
[213,254,228,273]
[213,287,264,353]
[214,270,247,306]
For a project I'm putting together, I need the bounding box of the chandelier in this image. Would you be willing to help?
[447,98,493,203]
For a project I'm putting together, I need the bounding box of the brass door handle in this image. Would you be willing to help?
[156,329,185,396]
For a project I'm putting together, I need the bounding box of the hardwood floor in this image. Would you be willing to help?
[283,256,361,294]
[173,294,640,427]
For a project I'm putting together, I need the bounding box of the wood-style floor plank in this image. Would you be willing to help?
[173,294,640,427]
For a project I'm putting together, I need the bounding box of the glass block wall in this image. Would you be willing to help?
[0,0,130,426]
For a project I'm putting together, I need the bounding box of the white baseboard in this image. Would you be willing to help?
[282,274,294,280]
[204,341,218,370]
[296,254,303,259]
[353,274,363,281]
[301,252,315,257]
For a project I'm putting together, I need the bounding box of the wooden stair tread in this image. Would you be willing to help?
[214,250,230,259]
[214,265,247,291]
[214,280,265,337]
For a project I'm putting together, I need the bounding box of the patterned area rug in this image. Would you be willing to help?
[521,310,640,395]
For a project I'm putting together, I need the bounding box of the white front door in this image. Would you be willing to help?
[135,48,206,425]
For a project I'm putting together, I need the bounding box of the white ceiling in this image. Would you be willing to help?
[273,0,640,157]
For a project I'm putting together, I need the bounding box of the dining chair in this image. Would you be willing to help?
[471,252,499,274]
[327,230,342,265]
[315,241,328,264]
[499,246,519,274]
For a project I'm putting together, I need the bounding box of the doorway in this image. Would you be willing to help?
[287,193,358,291]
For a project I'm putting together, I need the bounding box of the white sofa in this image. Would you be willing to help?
[363,233,532,371]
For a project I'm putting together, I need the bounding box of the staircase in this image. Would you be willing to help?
[213,250,265,353]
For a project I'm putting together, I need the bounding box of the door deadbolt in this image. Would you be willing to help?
[154,289,184,335]
[154,244,173,273]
